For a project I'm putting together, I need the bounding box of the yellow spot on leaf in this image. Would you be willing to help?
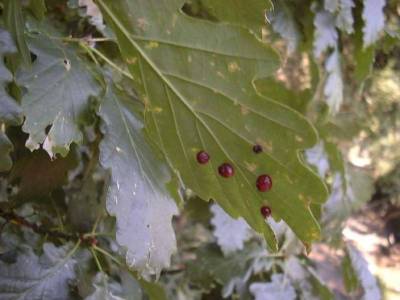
[145,41,159,49]
[137,18,148,31]
[153,107,163,113]
[228,61,240,73]
[126,57,137,65]
[210,61,215,67]
[244,161,257,172]
[187,55,192,63]
[295,135,304,143]
[240,105,250,115]
[217,71,225,79]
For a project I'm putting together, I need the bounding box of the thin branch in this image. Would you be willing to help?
[0,208,76,241]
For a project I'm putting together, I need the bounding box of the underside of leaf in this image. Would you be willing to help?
[98,86,178,278]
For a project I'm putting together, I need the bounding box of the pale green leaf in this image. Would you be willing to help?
[4,0,31,67]
[17,33,101,157]
[98,85,178,277]
[0,243,77,300]
[97,0,327,250]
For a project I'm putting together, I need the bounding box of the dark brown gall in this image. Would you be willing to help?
[256,174,272,192]
[218,163,234,178]
[196,151,210,164]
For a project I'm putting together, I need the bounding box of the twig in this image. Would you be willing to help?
[0,208,76,241]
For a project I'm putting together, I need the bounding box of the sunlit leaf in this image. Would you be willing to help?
[98,0,327,251]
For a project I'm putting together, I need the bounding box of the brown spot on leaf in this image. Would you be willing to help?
[240,105,250,115]
[244,161,257,172]
[228,61,240,73]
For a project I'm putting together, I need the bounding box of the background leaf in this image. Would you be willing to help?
[0,243,77,300]
[28,0,47,21]
[17,33,100,157]
[210,203,252,255]
[0,28,20,171]
[362,0,385,47]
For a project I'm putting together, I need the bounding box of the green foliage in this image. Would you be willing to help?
[0,0,397,299]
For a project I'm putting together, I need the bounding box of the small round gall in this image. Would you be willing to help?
[256,174,272,192]
[253,144,263,154]
[260,206,272,218]
[196,151,210,164]
[218,163,234,178]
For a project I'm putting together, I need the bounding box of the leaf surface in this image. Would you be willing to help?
[98,0,327,249]
[0,243,77,300]
[201,0,271,36]
[98,85,177,277]
[17,33,100,157]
